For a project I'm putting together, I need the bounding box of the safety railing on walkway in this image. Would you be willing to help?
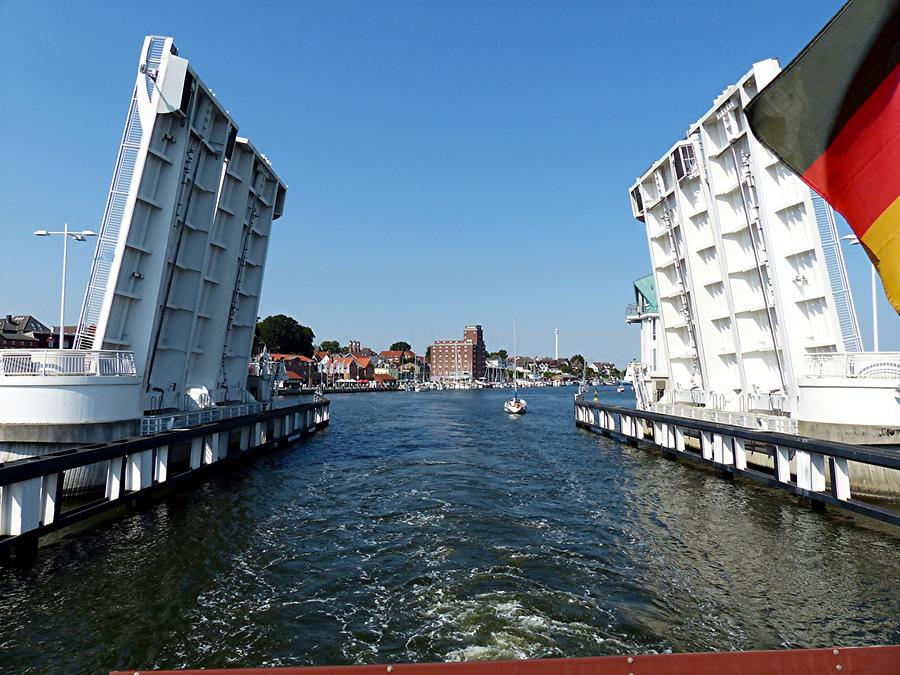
[0,350,136,377]
[803,352,900,379]
[651,402,798,434]
[141,401,272,436]
[575,398,900,527]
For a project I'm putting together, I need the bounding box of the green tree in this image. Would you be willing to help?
[390,340,412,352]
[425,346,432,363]
[569,353,585,372]
[319,340,342,354]
[255,315,315,356]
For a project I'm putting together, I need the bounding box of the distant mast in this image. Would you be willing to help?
[554,327,559,361]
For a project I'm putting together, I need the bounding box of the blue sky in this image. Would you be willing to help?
[0,0,895,364]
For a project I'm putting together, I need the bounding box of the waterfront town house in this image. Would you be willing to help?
[485,356,507,370]
[315,351,328,378]
[508,355,537,381]
[397,356,430,382]
[316,352,340,384]
[374,361,400,380]
[326,355,360,382]
[430,324,486,382]
[0,315,54,348]
[398,361,416,382]
[352,355,375,381]
[591,361,618,380]
[281,369,304,388]
[373,373,397,388]
[379,350,417,366]
[379,350,419,381]
[333,355,356,382]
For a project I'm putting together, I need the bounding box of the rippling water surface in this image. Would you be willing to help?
[1,387,898,672]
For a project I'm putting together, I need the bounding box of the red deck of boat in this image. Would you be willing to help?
[113,645,900,674]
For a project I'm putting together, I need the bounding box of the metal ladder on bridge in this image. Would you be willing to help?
[632,362,651,410]
[217,196,260,397]
[660,196,703,388]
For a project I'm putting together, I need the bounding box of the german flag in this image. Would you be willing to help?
[745,0,900,314]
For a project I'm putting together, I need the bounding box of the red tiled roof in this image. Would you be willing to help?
[354,356,371,368]
[373,373,396,382]
[270,353,317,363]
[379,350,417,359]
[284,370,304,380]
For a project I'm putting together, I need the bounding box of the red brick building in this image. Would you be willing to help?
[323,354,376,382]
[430,324,486,381]
[379,349,416,365]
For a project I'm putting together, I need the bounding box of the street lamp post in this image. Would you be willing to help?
[33,224,97,350]
[841,234,878,352]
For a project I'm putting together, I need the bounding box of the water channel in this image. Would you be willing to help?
[1,386,898,672]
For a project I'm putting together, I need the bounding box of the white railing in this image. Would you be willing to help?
[803,352,900,380]
[0,350,137,377]
[651,402,798,435]
[140,400,272,436]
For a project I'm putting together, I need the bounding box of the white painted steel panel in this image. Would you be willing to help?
[75,36,287,413]
[629,61,858,421]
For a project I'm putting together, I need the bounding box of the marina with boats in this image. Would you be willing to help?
[0,1,898,673]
